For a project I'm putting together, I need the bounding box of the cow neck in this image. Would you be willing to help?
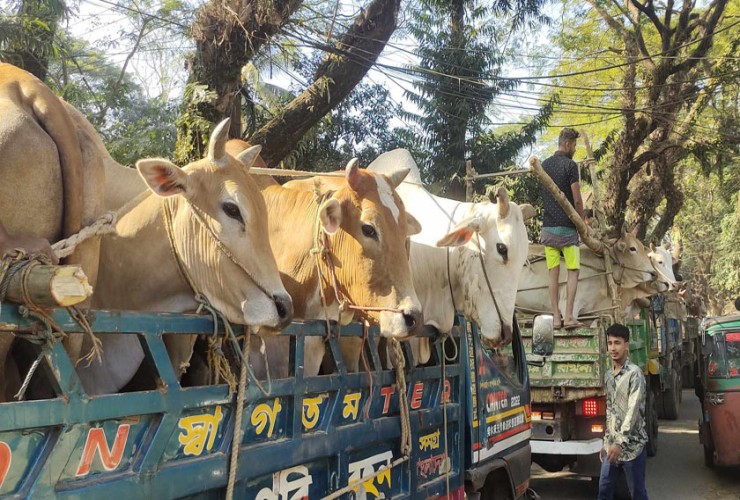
[444,203,505,334]
[161,196,273,305]
[311,191,402,319]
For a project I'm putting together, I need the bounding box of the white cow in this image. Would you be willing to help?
[368,149,534,363]
[517,234,658,322]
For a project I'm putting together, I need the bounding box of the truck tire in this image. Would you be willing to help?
[682,362,695,389]
[646,387,658,457]
[703,441,715,468]
[661,369,680,420]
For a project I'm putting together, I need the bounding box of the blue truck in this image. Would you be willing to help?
[0,305,533,499]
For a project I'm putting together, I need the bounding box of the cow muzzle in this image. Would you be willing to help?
[379,306,424,339]
[273,293,294,329]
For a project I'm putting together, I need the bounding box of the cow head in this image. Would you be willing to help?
[648,243,679,292]
[607,232,656,288]
[136,119,293,329]
[311,160,424,338]
[436,187,534,348]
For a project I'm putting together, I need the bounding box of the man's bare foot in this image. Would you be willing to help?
[563,318,584,330]
[553,313,563,330]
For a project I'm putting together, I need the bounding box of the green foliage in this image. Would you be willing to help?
[402,0,549,188]
[175,83,219,164]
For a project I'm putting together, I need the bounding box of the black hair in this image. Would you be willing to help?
[559,128,580,145]
[606,323,630,341]
[584,209,594,218]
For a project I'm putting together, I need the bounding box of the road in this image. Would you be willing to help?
[529,390,740,499]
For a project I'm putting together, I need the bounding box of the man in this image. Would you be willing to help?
[599,323,649,500]
[540,128,585,329]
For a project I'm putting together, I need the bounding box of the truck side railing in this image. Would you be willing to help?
[0,306,464,499]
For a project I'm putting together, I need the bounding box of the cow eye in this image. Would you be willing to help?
[496,243,508,256]
[362,224,378,240]
[629,246,637,252]
[222,202,243,223]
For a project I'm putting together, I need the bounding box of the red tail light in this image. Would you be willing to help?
[582,399,599,417]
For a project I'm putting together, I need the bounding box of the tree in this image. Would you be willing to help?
[0,0,67,80]
[554,0,736,240]
[401,0,552,196]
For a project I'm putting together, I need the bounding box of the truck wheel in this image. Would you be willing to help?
[646,388,658,457]
[703,442,715,468]
[682,363,695,389]
[662,369,680,420]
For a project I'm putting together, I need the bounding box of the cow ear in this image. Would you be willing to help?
[520,204,536,221]
[345,158,362,192]
[436,216,485,248]
[137,159,189,197]
[235,145,262,172]
[406,213,422,236]
[649,242,655,252]
[615,240,627,253]
[319,198,342,234]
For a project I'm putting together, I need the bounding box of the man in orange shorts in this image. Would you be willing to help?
[540,128,585,329]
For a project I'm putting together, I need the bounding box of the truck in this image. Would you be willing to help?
[518,311,660,479]
[651,294,702,419]
[0,304,533,499]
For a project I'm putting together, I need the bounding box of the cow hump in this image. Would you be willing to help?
[367,149,423,185]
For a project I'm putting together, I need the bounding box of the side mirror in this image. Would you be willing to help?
[701,337,714,357]
[532,314,554,357]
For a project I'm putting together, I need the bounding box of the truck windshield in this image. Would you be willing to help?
[707,332,740,378]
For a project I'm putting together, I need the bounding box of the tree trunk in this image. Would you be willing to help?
[176,0,303,163]
[248,0,401,167]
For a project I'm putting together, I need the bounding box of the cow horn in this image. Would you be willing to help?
[346,157,361,191]
[496,187,510,218]
[387,167,410,189]
[208,118,231,163]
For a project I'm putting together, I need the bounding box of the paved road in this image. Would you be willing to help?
[529,390,740,499]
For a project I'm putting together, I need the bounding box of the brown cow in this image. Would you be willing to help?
[226,140,423,377]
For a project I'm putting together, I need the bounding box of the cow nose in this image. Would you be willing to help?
[502,323,513,345]
[273,293,293,329]
[403,309,423,336]
[649,271,657,279]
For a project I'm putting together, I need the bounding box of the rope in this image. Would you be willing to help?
[389,339,412,456]
[441,333,452,497]
[51,211,117,259]
[226,327,253,500]
[320,456,410,500]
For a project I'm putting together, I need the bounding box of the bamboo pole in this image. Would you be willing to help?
[579,130,606,229]
[529,156,604,255]
[4,264,92,307]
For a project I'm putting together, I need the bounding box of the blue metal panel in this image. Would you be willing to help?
[0,306,466,499]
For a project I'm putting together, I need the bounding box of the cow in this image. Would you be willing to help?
[366,149,535,365]
[0,63,106,400]
[516,233,658,322]
[225,140,424,378]
[75,120,293,394]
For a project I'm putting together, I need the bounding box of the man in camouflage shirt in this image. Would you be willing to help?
[599,323,649,500]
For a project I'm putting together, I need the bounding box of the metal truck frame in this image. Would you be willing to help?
[0,305,532,499]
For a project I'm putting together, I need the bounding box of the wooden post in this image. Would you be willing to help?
[529,157,604,255]
[3,264,92,308]
[465,160,476,202]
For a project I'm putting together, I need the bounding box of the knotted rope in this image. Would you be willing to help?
[226,326,254,500]
[51,211,117,258]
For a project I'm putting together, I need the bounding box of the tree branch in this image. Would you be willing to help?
[249,0,400,166]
